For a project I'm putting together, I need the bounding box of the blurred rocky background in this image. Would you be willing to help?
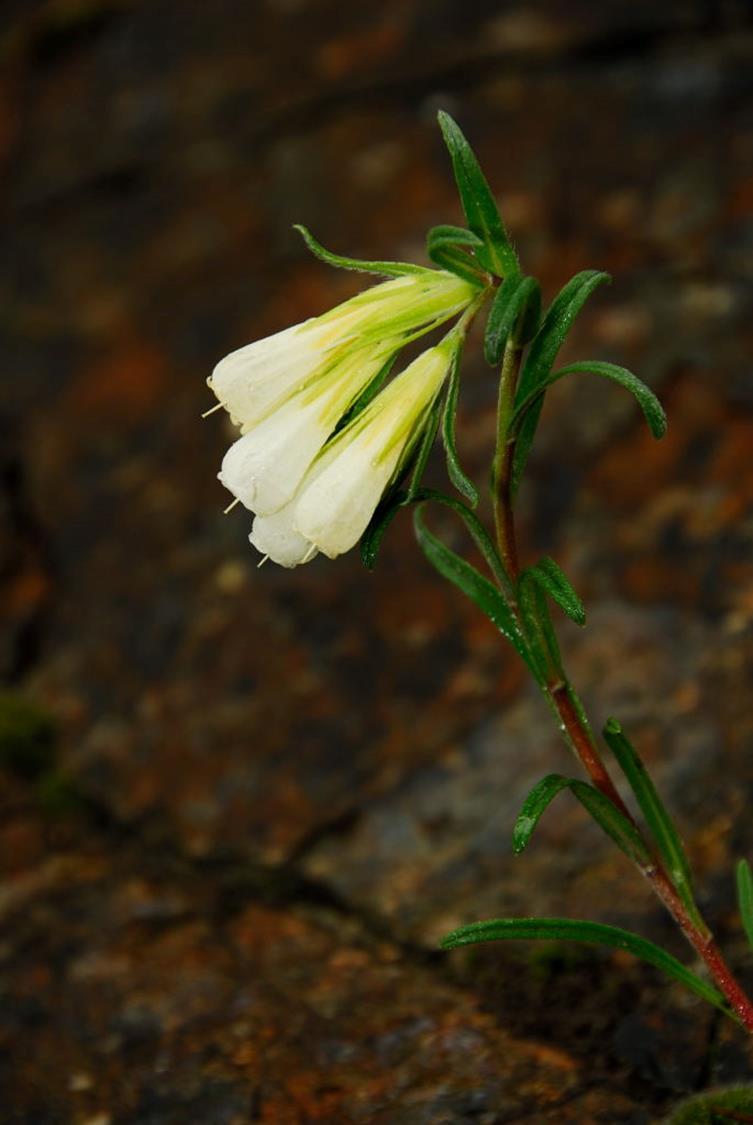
[1,1,753,1121]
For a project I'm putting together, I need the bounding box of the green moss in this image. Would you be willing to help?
[665,1087,753,1123]
[0,693,56,779]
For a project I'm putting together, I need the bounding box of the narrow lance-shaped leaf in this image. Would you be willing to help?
[484,274,542,365]
[413,505,532,669]
[364,486,510,591]
[408,399,443,500]
[513,361,667,441]
[294,224,429,278]
[439,917,732,1018]
[522,557,586,626]
[360,489,412,571]
[517,568,566,682]
[736,859,753,953]
[603,718,705,933]
[441,339,479,507]
[511,270,610,493]
[573,780,652,866]
[512,774,573,852]
[419,488,511,594]
[427,245,488,288]
[512,772,652,867]
[516,575,555,683]
[515,271,611,405]
[426,225,488,287]
[437,111,518,278]
[427,224,484,251]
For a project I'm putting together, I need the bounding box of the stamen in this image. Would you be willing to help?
[302,544,317,564]
[257,554,270,569]
[223,498,240,515]
[202,402,224,418]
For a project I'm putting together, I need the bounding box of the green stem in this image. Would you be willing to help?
[491,340,522,580]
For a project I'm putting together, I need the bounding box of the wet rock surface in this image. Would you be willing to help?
[1,1,753,1120]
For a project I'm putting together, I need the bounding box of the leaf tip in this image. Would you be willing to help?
[439,930,461,951]
[604,717,622,737]
[651,410,668,440]
[512,818,532,854]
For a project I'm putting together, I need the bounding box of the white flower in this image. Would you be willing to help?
[249,337,457,566]
[213,271,474,516]
[218,339,399,515]
[208,271,474,432]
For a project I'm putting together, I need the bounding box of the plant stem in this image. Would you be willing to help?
[493,403,753,1032]
[492,340,522,580]
[553,679,753,1032]
[547,681,633,821]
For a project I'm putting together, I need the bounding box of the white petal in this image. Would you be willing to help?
[250,506,317,568]
[218,344,391,516]
[208,321,321,429]
[294,443,396,558]
[208,271,475,430]
[294,345,452,558]
[218,393,334,515]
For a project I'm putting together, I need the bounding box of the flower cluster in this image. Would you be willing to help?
[208,269,477,566]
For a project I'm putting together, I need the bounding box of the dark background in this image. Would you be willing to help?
[2,1,753,1121]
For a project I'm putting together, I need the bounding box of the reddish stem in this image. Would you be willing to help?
[549,683,633,821]
[492,349,753,1032]
[554,689,753,1032]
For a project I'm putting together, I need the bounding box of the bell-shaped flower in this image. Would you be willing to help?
[249,335,458,566]
[207,270,475,432]
[218,340,394,516]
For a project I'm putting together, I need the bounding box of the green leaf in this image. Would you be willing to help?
[517,575,558,682]
[512,773,574,852]
[294,224,427,278]
[514,360,666,443]
[426,244,488,287]
[571,779,652,866]
[441,340,479,507]
[512,772,652,867]
[427,224,484,250]
[736,859,753,953]
[418,488,511,594]
[360,489,411,570]
[511,270,610,493]
[510,406,542,500]
[484,274,542,365]
[439,916,732,1016]
[515,271,611,405]
[437,111,518,278]
[427,225,488,285]
[408,399,442,499]
[603,718,705,932]
[413,505,531,666]
[522,557,586,626]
